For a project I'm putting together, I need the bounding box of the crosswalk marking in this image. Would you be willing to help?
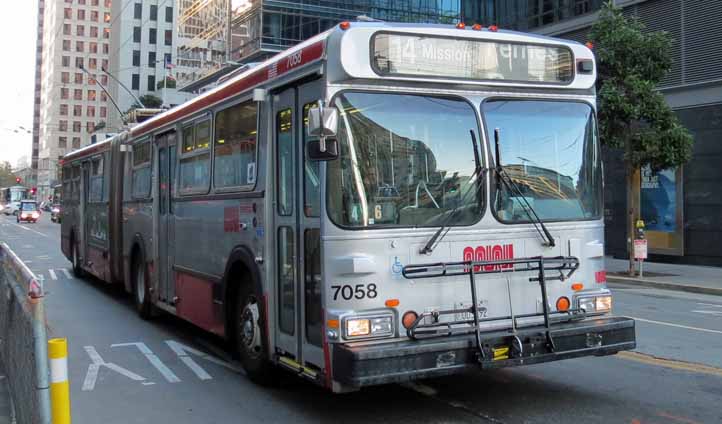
[61,269,71,278]
[48,269,57,280]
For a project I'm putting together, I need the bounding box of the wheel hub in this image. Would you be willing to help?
[240,301,262,358]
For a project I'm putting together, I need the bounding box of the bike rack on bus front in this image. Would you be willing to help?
[402,256,581,362]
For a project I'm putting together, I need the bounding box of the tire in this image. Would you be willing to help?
[133,253,153,320]
[234,283,277,385]
[71,240,85,278]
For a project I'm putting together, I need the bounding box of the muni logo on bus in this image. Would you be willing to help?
[463,244,515,272]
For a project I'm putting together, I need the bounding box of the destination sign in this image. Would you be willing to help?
[372,33,574,84]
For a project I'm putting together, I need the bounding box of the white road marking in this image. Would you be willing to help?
[112,342,181,383]
[165,340,241,380]
[691,310,722,316]
[696,302,722,308]
[48,269,57,280]
[82,346,147,391]
[36,255,50,260]
[61,269,71,279]
[12,223,49,238]
[631,317,722,335]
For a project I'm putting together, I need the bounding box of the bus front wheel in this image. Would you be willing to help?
[234,283,277,385]
[71,239,84,278]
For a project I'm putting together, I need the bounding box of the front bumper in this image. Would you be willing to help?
[333,316,635,387]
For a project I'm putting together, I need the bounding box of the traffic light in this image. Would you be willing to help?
[31,187,37,195]
[15,177,21,184]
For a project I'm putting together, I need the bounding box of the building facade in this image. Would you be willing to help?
[472,0,722,266]
[36,0,113,201]
[107,1,192,131]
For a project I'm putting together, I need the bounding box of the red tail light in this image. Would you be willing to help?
[488,25,499,32]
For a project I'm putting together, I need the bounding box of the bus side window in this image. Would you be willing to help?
[131,140,152,198]
[213,101,257,189]
[72,165,80,201]
[179,120,211,193]
[89,156,104,202]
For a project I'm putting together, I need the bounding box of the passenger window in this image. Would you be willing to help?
[89,156,104,202]
[131,141,152,198]
[213,101,257,189]
[302,103,321,217]
[72,165,80,201]
[62,166,72,202]
[179,119,211,193]
[277,108,293,216]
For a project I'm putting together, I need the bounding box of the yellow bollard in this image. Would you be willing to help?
[48,338,71,424]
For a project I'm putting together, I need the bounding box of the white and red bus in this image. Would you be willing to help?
[61,21,635,392]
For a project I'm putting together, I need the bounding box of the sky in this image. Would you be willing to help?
[0,0,37,169]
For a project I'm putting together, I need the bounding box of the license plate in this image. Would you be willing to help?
[455,301,488,322]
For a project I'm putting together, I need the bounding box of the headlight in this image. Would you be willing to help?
[52,208,60,213]
[32,213,39,219]
[21,213,27,218]
[578,295,612,313]
[344,315,394,339]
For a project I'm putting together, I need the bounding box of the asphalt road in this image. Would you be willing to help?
[1,213,721,424]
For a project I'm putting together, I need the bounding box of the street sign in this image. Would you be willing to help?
[634,239,648,260]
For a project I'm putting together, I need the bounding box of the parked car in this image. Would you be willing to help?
[16,201,40,224]
[50,204,62,223]
[40,201,52,212]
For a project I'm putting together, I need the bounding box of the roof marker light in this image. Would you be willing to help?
[472,24,482,31]
[488,25,499,32]
[339,21,350,30]
[456,22,466,29]
[585,41,594,49]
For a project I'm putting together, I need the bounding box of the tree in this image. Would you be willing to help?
[589,2,693,274]
[134,94,163,109]
[0,161,18,187]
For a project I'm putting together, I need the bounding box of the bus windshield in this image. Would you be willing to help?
[483,100,601,222]
[327,92,483,228]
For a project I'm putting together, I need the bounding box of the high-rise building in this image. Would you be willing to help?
[107,1,192,131]
[37,0,113,200]
[472,0,722,266]
[31,0,46,190]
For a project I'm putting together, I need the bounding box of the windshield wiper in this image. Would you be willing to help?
[493,128,555,247]
[420,129,485,255]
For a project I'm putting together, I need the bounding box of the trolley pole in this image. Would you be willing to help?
[48,338,72,424]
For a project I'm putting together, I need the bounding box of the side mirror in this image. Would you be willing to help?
[307,101,338,138]
[307,138,339,161]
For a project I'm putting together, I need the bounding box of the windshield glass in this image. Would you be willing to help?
[483,100,601,222]
[327,92,483,228]
[21,203,37,211]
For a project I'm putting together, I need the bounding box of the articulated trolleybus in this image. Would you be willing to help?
[61,22,635,392]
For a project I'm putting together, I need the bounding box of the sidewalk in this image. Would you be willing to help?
[606,256,722,296]
[0,372,14,424]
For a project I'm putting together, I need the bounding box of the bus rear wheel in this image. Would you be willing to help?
[71,240,84,278]
[133,254,153,320]
[234,284,276,385]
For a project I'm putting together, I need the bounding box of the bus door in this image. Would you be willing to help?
[80,161,91,267]
[156,132,177,304]
[273,79,325,371]
[156,131,176,305]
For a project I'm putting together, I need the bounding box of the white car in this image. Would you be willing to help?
[2,202,21,216]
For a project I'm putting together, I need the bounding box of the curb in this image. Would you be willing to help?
[607,275,722,297]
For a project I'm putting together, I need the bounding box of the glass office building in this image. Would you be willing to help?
[230,1,495,62]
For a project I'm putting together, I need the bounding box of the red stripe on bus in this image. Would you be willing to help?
[130,40,326,140]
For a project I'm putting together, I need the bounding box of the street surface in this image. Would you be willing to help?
[1,213,721,423]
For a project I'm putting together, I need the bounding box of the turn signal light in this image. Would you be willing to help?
[385,299,400,307]
[571,283,584,291]
[402,311,418,329]
[556,296,571,312]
